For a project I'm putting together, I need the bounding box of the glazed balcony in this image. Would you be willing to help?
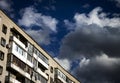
[9,42,34,68]
[55,68,67,83]
[10,36,27,51]
[33,53,49,69]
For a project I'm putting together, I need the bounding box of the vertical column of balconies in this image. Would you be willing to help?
[32,47,49,81]
[6,35,49,83]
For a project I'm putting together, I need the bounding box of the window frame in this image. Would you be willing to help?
[0,51,4,60]
[1,37,6,47]
[27,53,32,63]
[2,24,7,34]
[50,66,53,73]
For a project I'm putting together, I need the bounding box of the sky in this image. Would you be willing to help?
[0,0,120,83]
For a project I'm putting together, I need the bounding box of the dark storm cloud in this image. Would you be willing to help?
[58,7,120,83]
[73,55,120,83]
[59,7,120,59]
[59,24,120,59]
[59,24,120,83]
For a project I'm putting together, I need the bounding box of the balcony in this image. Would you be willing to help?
[6,75,21,83]
[7,62,31,80]
[55,75,67,83]
[55,68,67,83]
[9,42,34,68]
[31,75,37,83]
[10,36,27,51]
[33,53,49,69]
[26,60,33,67]
[7,55,31,80]
[37,68,48,80]
[6,72,33,83]
[10,41,27,61]
[66,77,75,83]
[38,56,49,69]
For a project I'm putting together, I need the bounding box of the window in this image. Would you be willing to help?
[34,47,38,55]
[2,24,7,34]
[28,43,33,55]
[0,51,4,60]
[25,78,31,83]
[41,76,47,83]
[38,74,47,83]
[33,58,37,67]
[38,52,48,65]
[27,53,32,62]
[0,66,3,75]
[26,65,32,75]
[12,56,26,71]
[38,62,44,72]
[50,66,53,73]
[31,71,37,80]
[15,44,25,57]
[55,69,66,81]
[66,78,74,83]
[1,37,6,47]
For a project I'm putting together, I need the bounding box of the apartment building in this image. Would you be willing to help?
[0,10,80,83]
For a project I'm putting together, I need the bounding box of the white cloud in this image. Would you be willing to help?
[64,20,75,30]
[18,6,58,45]
[25,29,51,45]
[54,57,71,71]
[79,57,90,68]
[78,53,120,69]
[94,53,120,68]
[41,15,58,32]
[74,7,120,28]
[0,0,13,12]
[18,6,58,32]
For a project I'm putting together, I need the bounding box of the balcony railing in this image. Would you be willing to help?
[7,55,31,80]
[55,68,67,83]
[6,76,21,83]
[37,68,48,80]
[33,53,49,69]
[9,42,34,68]
[11,42,25,58]
[10,36,49,69]
[7,62,31,80]
[10,36,27,51]
[38,53,48,65]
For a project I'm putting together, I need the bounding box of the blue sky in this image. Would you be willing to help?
[0,0,120,83]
